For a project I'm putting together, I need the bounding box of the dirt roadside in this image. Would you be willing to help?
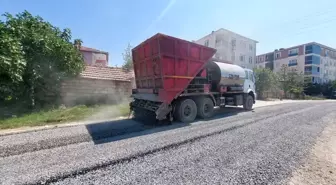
[288,113,336,185]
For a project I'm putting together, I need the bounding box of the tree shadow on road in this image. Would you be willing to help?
[86,106,249,145]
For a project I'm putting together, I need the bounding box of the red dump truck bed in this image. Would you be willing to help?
[132,33,216,104]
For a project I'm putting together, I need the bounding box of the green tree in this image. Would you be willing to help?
[0,18,26,102]
[278,65,305,99]
[304,81,322,96]
[253,68,278,99]
[73,39,83,49]
[122,43,133,71]
[0,11,85,109]
[332,80,336,89]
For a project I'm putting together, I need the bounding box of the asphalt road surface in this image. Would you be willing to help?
[1,101,336,185]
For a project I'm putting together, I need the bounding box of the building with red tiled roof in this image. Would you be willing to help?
[80,46,109,67]
[81,65,134,82]
[61,66,136,106]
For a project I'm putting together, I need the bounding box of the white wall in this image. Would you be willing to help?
[196,29,257,69]
[273,55,305,74]
[321,56,336,82]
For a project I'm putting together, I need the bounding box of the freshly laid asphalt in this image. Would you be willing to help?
[0,101,335,185]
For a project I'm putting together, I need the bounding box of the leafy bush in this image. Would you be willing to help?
[0,11,85,113]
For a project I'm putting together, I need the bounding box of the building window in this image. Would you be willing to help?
[288,59,297,66]
[288,48,299,56]
[305,55,321,65]
[305,45,313,54]
[249,44,253,51]
[305,66,312,72]
[204,40,209,47]
[304,66,312,75]
[231,52,235,61]
[231,39,236,46]
[275,52,281,59]
[305,66,320,75]
[231,55,235,61]
[240,55,245,62]
[249,56,253,64]
[325,50,329,56]
[305,44,321,55]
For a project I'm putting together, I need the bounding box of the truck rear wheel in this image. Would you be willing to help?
[174,98,197,123]
[243,95,254,110]
[195,97,214,119]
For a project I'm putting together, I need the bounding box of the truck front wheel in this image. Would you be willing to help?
[174,98,197,123]
[243,95,254,110]
[195,97,214,119]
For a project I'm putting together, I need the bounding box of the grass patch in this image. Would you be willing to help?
[304,95,326,100]
[0,103,130,130]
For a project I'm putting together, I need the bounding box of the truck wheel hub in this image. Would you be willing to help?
[184,106,191,116]
[204,104,209,113]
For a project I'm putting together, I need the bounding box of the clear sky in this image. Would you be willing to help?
[1,0,336,67]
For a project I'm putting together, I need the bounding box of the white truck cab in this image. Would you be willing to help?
[244,69,257,101]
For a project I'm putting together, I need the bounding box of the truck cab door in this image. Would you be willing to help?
[244,70,256,93]
[249,71,256,92]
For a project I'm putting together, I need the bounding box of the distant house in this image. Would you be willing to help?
[61,66,136,106]
[80,46,109,67]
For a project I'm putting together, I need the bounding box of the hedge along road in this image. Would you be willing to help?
[1,101,336,184]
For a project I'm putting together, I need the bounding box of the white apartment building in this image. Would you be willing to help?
[195,28,258,69]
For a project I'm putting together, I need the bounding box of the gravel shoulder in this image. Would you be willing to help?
[0,100,315,158]
[1,101,335,185]
[288,113,336,185]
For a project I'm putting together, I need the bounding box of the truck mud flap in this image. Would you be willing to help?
[130,99,171,124]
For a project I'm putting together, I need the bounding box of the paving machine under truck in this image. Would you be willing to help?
[130,33,257,123]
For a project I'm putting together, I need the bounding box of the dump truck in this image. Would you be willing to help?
[129,33,257,123]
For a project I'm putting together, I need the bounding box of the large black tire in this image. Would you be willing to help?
[243,95,254,110]
[195,97,214,119]
[174,98,197,123]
